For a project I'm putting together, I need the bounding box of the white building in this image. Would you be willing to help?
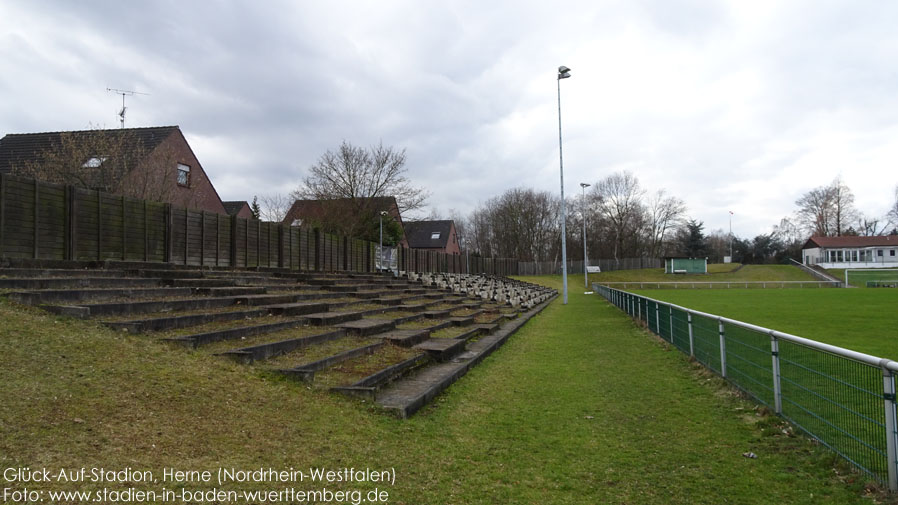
[802,236,898,269]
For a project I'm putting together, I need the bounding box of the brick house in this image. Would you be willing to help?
[283,196,406,245]
[0,126,227,214]
[403,220,460,255]
[223,201,254,219]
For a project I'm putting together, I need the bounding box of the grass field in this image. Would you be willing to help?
[588,264,896,358]
[590,264,817,284]
[626,288,898,359]
[0,277,892,504]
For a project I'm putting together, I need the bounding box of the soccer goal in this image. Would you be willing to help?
[844,268,898,288]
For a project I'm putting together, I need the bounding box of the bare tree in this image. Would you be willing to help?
[592,171,646,262]
[888,185,898,231]
[292,141,429,215]
[645,189,686,258]
[258,193,293,222]
[795,177,859,236]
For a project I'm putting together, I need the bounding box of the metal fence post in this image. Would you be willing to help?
[687,313,694,357]
[719,319,727,378]
[669,308,674,342]
[655,302,660,335]
[883,365,898,492]
[770,334,782,414]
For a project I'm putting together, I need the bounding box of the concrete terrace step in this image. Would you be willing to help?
[219,328,347,364]
[0,276,162,290]
[104,308,270,333]
[164,318,310,348]
[334,318,396,337]
[413,338,468,362]
[331,353,430,400]
[375,294,557,418]
[42,295,241,318]
[0,268,130,278]
[7,286,194,305]
[277,342,384,382]
[303,311,365,326]
[378,329,431,347]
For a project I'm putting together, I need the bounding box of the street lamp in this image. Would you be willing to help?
[379,211,388,273]
[581,182,590,288]
[557,65,571,304]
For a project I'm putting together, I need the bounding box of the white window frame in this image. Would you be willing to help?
[177,163,191,187]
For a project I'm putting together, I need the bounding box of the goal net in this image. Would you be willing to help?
[845,269,898,288]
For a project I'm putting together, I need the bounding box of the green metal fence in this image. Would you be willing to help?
[594,284,898,490]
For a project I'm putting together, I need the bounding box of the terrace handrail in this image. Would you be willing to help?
[789,258,843,286]
[594,283,898,491]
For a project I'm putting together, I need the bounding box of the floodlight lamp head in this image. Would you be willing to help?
[380,211,388,216]
[558,65,571,79]
[580,182,590,188]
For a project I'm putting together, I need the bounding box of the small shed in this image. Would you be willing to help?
[664,257,707,274]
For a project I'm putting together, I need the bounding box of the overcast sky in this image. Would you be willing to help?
[2,0,897,237]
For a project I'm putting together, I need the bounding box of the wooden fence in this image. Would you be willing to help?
[0,174,518,275]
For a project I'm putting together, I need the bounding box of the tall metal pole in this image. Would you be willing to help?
[379,213,383,272]
[729,210,733,259]
[581,182,590,288]
[557,66,571,304]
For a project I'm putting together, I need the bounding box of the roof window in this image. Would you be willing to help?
[431,232,441,240]
[82,156,107,168]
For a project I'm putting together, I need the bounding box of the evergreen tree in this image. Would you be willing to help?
[250,196,261,220]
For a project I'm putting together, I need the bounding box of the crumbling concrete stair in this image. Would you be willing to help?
[375,296,556,418]
[0,262,557,418]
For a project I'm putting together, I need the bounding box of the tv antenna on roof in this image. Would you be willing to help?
[106,88,150,128]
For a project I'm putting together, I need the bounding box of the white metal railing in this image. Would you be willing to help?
[594,283,898,490]
[599,280,839,289]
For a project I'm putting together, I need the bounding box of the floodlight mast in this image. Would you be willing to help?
[557,65,571,304]
[581,182,591,288]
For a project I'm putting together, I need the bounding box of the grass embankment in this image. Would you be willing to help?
[0,279,886,504]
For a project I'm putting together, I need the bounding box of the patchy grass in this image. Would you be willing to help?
[0,279,889,504]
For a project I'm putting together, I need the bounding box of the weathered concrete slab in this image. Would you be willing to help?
[303,311,363,326]
[7,286,194,305]
[377,294,557,418]
[0,276,161,290]
[413,338,467,362]
[332,353,429,399]
[265,302,330,317]
[218,328,346,364]
[334,318,395,336]
[279,342,384,381]
[163,318,309,348]
[104,308,269,333]
[378,329,430,347]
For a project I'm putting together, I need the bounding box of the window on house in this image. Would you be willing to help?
[891,250,896,257]
[82,156,107,168]
[177,163,190,187]
[878,250,884,257]
[851,250,858,262]
[431,232,441,240]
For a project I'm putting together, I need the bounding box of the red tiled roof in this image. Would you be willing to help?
[803,235,898,249]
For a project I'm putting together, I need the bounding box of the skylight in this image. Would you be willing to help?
[431,232,441,240]
[82,156,107,168]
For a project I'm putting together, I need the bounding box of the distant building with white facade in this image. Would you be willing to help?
[802,236,898,269]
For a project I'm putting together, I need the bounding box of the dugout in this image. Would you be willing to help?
[664,257,707,274]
